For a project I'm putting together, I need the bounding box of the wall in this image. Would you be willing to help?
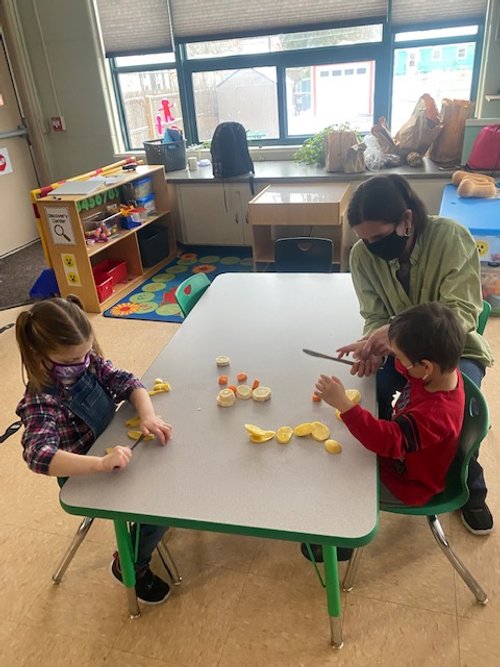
[14,0,116,181]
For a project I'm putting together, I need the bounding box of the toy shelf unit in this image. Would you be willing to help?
[248,183,353,271]
[37,165,177,313]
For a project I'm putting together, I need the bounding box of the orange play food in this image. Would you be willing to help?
[218,375,228,385]
[251,379,260,390]
[312,393,322,402]
[237,372,248,382]
[228,384,237,394]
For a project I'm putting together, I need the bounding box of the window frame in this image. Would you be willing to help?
[109,16,484,151]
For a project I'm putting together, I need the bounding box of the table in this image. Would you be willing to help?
[60,273,378,648]
[248,183,353,271]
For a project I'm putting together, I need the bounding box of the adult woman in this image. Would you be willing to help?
[338,174,493,535]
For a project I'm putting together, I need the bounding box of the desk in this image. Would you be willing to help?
[248,183,353,271]
[60,273,378,648]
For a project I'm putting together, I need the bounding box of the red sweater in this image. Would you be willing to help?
[341,370,464,505]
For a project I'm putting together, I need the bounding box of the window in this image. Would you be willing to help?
[457,46,467,59]
[432,47,442,61]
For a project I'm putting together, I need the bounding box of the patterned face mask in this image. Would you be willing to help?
[46,352,91,382]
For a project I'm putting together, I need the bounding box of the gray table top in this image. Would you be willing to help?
[61,273,378,545]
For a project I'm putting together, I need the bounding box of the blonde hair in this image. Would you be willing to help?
[15,296,102,393]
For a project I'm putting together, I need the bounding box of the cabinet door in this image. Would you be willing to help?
[178,184,244,245]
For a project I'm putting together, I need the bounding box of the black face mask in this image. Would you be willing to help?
[364,229,408,261]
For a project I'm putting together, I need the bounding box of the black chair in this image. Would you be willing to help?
[274,237,333,273]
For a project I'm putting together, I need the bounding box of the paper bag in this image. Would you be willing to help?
[428,99,473,164]
[395,94,442,155]
[324,130,358,172]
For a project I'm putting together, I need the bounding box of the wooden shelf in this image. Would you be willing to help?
[100,257,175,309]
[87,210,169,256]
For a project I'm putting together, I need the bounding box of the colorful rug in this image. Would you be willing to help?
[103,245,254,323]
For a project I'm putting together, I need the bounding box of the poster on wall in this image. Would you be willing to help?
[46,207,76,245]
[0,147,13,175]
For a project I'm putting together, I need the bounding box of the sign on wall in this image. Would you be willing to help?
[46,207,76,245]
[0,147,13,175]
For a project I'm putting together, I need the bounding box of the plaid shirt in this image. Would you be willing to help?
[16,354,143,475]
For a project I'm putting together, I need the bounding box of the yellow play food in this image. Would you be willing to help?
[335,409,343,421]
[125,415,140,427]
[345,389,361,404]
[249,433,275,443]
[276,426,293,444]
[236,384,252,400]
[252,386,272,402]
[127,430,154,441]
[324,439,342,454]
[245,423,275,438]
[293,422,314,436]
[311,421,330,441]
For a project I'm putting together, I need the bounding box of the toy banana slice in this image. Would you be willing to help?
[236,384,252,400]
[325,439,342,454]
[217,388,236,407]
[127,430,154,441]
[276,426,293,444]
[252,386,271,402]
[293,422,314,436]
[311,421,330,442]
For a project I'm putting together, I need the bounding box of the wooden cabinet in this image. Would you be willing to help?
[37,165,177,313]
[248,183,353,271]
[175,182,264,246]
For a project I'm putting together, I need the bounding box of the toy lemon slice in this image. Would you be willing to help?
[125,415,140,427]
[216,355,231,367]
[217,388,236,407]
[249,432,275,443]
[311,421,330,441]
[252,386,271,402]
[127,430,154,441]
[244,424,275,438]
[293,422,314,436]
[335,409,343,421]
[345,389,361,404]
[236,384,252,400]
[276,426,293,444]
[324,439,342,454]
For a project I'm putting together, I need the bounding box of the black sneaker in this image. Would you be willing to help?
[110,552,171,605]
[461,505,494,535]
[300,543,353,563]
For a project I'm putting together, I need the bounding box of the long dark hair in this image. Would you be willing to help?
[348,174,428,234]
[15,295,102,392]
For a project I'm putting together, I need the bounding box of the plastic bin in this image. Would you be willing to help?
[93,272,113,302]
[92,259,128,286]
[121,176,153,203]
[82,206,121,243]
[138,224,170,267]
[143,139,187,172]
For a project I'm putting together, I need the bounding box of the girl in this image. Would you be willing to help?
[15,296,173,604]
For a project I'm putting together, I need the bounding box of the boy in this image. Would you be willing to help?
[302,302,466,562]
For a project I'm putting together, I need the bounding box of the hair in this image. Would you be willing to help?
[347,174,428,235]
[388,302,465,373]
[15,295,102,393]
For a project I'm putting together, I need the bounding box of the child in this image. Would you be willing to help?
[302,302,466,562]
[15,296,173,604]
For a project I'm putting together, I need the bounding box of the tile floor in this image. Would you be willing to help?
[0,305,499,667]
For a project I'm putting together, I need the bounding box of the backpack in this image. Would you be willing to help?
[210,122,254,179]
[467,124,500,171]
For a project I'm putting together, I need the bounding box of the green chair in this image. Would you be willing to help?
[175,273,211,317]
[342,374,490,604]
[477,300,491,335]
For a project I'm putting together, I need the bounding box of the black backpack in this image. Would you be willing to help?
[211,122,254,179]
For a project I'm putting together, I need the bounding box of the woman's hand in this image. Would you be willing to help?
[314,374,354,412]
[140,414,172,446]
[101,445,132,472]
[360,325,391,359]
[350,356,385,377]
[336,339,367,361]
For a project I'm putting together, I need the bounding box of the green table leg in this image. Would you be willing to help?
[322,545,343,649]
[113,520,140,618]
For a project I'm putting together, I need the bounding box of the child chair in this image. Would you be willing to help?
[175,273,211,317]
[274,237,334,273]
[477,300,491,335]
[340,373,490,604]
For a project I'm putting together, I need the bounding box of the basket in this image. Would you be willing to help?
[143,139,187,172]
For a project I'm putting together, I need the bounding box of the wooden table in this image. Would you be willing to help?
[249,183,353,271]
[60,273,378,648]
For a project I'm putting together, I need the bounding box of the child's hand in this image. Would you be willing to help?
[140,415,172,446]
[314,374,354,413]
[101,446,132,472]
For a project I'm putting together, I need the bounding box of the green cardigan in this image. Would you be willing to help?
[349,215,493,367]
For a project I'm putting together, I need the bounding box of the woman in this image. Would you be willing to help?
[338,174,493,535]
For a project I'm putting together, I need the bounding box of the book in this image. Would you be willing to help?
[50,179,105,196]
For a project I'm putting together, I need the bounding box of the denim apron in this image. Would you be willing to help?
[61,370,116,439]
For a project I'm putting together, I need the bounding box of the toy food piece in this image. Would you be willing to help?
[127,430,154,441]
[251,379,260,390]
[252,386,271,402]
[311,421,330,442]
[228,384,238,394]
[125,415,140,427]
[276,426,293,444]
[244,423,275,437]
[451,170,495,186]
[237,372,248,382]
[217,388,236,407]
[154,378,164,385]
[216,355,231,367]
[312,393,321,402]
[105,447,114,455]
[236,384,252,400]
[249,433,274,443]
[293,422,314,436]
[458,179,497,199]
[345,389,361,404]
[335,409,343,421]
[324,439,342,454]
[218,375,228,385]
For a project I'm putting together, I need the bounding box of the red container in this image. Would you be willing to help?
[92,259,128,286]
[93,273,113,302]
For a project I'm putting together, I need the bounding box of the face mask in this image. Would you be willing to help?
[47,352,90,382]
[394,358,412,379]
[364,229,408,261]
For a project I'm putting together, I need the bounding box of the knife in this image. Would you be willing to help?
[130,433,145,451]
[302,348,355,366]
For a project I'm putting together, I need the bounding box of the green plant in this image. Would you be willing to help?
[293,123,361,166]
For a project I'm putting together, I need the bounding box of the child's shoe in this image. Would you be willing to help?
[300,543,353,562]
[110,551,171,605]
